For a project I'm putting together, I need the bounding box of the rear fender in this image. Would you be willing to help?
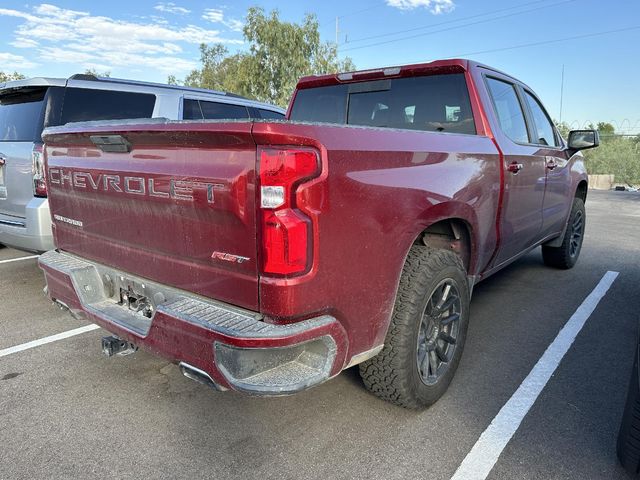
[413,201,479,273]
[376,201,478,345]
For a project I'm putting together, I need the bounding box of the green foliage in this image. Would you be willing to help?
[183,7,355,107]
[596,122,615,136]
[583,136,640,185]
[84,68,110,78]
[554,120,570,140]
[0,71,26,82]
[556,120,639,184]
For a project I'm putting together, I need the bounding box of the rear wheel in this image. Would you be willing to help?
[617,347,640,475]
[359,245,470,409]
[542,197,585,269]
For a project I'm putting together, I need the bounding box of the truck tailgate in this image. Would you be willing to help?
[43,121,259,311]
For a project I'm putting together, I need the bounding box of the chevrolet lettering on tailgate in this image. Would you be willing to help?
[48,168,221,204]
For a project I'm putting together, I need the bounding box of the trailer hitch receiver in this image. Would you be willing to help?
[101,335,138,357]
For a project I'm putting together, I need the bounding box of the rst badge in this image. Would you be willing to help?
[211,251,250,264]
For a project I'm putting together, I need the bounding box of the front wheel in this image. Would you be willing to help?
[542,197,585,269]
[359,245,470,409]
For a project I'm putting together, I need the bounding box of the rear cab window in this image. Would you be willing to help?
[0,87,47,142]
[289,73,476,135]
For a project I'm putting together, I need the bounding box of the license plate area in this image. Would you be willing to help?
[94,273,164,335]
[119,285,153,319]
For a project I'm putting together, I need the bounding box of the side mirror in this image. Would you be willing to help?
[567,129,599,151]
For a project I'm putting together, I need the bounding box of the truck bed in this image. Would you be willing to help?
[43,118,501,357]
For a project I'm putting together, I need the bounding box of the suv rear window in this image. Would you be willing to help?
[0,88,47,142]
[289,73,476,135]
[60,88,155,124]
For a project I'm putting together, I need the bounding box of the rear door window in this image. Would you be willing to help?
[182,99,249,120]
[486,77,530,144]
[0,87,47,142]
[257,108,285,119]
[183,99,203,120]
[289,73,476,134]
[60,88,155,124]
[200,101,249,120]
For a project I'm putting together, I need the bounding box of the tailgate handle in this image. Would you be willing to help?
[90,135,131,153]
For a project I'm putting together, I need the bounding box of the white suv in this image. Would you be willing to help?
[0,74,285,252]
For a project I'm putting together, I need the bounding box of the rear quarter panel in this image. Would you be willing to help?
[253,122,501,359]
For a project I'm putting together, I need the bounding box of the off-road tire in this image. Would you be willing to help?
[542,197,585,269]
[617,349,640,475]
[359,245,470,409]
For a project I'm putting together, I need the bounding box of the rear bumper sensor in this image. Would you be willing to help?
[39,249,348,395]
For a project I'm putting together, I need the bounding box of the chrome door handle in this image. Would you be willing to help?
[507,162,524,174]
[546,157,558,170]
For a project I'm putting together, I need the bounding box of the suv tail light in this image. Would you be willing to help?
[32,143,47,198]
[258,147,320,276]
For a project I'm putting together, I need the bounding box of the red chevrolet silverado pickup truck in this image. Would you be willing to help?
[39,59,598,408]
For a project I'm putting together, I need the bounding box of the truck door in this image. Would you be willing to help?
[484,76,547,266]
[520,89,572,237]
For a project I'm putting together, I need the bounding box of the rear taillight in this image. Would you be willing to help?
[258,147,320,276]
[32,143,47,198]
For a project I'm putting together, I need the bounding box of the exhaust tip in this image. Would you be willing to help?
[179,362,226,391]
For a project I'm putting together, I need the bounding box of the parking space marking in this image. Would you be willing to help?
[0,324,100,358]
[450,271,619,480]
[0,255,39,265]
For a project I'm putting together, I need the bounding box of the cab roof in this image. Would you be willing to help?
[295,58,521,90]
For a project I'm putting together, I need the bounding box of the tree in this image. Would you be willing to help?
[595,121,615,144]
[596,122,615,135]
[184,44,245,93]
[0,71,26,82]
[554,120,570,140]
[583,136,640,185]
[84,68,110,78]
[183,7,355,107]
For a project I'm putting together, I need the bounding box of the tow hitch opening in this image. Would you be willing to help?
[101,335,138,357]
[119,287,153,318]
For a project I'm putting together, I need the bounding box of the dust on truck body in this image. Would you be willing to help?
[39,59,597,407]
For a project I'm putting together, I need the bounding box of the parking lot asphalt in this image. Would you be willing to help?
[0,189,638,480]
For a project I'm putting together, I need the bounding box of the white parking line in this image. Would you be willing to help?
[450,270,619,480]
[0,324,100,358]
[0,255,39,265]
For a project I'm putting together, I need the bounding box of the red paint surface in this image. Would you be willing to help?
[41,59,588,371]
